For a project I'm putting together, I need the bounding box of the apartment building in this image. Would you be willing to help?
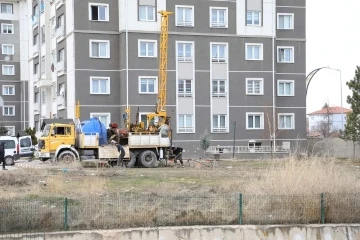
[28,0,306,156]
[0,0,29,136]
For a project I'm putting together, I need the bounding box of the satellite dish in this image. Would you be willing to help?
[4,56,10,62]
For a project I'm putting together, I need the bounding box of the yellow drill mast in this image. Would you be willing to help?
[147,10,173,127]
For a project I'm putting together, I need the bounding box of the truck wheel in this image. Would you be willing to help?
[5,156,14,166]
[127,151,136,168]
[58,151,77,164]
[139,150,157,168]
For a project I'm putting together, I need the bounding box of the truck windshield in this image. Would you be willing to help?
[42,125,51,137]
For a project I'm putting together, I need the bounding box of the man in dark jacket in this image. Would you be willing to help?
[0,142,7,170]
[117,143,125,168]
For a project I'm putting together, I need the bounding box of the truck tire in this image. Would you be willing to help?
[57,150,77,164]
[5,156,14,166]
[139,150,157,168]
[127,151,136,168]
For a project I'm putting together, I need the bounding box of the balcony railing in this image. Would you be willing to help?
[32,43,39,55]
[56,25,65,39]
[57,95,65,110]
[34,103,40,114]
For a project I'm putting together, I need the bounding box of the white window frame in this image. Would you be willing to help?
[178,114,194,133]
[277,13,294,30]
[212,79,227,97]
[277,80,295,96]
[139,112,159,128]
[2,65,15,76]
[246,11,261,26]
[178,79,193,97]
[176,41,194,62]
[245,43,263,61]
[4,126,15,136]
[1,3,13,14]
[278,113,295,130]
[138,5,155,22]
[211,43,227,63]
[138,76,158,94]
[88,3,109,22]
[89,40,110,58]
[138,39,157,58]
[209,7,228,28]
[90,113,111,127]
[2,85,15,95]
[3,106,15,116]
[246,78,263,95]
[1,44,14,55]
[277,46,294,63]
[246,112,264,130]
[90,76,110,95]
[1,23,14,34]
[212,115,227,133]
[175,5,194,27]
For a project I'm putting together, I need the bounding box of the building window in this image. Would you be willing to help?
[58,48,65,62]
[2,65,14,75]
[246,78,263,95]
[41,91,46,104]
[1,24,13,34]
[212,115,227,133]
[90,40,110,58]
[177,42,193,62]
[58,83,65,97]
[1,3,13,14]
[1,44,14,55]
[277,13,294,30]
[41,25,45,44]
[34,63,39,75]
[278,113,295,129]
[246,11,261,26]
[175,5,194,27]
[40,0,44,13]
[246,43,263,60]
[178,79,192,97]
[278,80,294,96]
[138,5,155,21]
[246,113,264,130]
[2,85,15,95]
[41,56,45,74]
[3,106,15,116]
[89,3,109,21]
[212,80,226,97]
[90,113,110,127]
[138,40,157,57]
[139,77,157,94]
[277,47,294,63]
[34,92,39,103]
[178,114,194,133]
[33,34,39,46]
[210,7,227,28]
[90,77,110,94]
[139,113,159,128]
[211,44,227,63]
[5,126,15,136]
[57,14,64,28]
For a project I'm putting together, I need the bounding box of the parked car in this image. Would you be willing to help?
[0,135,33,165]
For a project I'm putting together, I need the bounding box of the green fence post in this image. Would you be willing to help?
[238,193,243,225]
[320,193,325,224]
[64,198,68,230]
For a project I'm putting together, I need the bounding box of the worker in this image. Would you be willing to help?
[0,142,7,170]
[116,143,126,168]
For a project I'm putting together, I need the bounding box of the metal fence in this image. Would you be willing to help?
[1,193,360,238]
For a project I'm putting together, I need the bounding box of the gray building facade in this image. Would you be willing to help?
[28,0,306,156]
[0,0,29,136]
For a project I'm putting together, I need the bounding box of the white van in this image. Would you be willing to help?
[0,135,33,166]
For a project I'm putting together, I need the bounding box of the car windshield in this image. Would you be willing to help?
[41,125,51,137]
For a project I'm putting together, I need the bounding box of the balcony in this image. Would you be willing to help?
[55,0,64,9]
[32,14,38,29]
[35,77,52,88]
[56,25,65,42]
[32,43,39,56]
[33,74,39,87]
[34,103,40,115]
[56,61,65,76]
[57,95,65,110]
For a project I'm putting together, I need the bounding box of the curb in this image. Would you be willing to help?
[15,163,42,169]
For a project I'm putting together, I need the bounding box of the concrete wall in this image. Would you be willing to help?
[308,137,360,159]
[5,224,360,240]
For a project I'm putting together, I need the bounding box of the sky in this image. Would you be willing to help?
[306,0,360,114]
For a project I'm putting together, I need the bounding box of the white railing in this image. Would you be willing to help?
[57,96,65,109]
[56,25,65,38]
[32,43,39,54]
[177,20,193,27]
[206,146,290,154]
[57,60,64,71]
[211,21,227,28]
[34,103,40,113]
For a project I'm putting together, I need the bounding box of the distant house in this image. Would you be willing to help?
[307,106,352,134]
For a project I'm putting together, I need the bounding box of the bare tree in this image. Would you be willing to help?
[313,102,338,138]
[263,107,282,157]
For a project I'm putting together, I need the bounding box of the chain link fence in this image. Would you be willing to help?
[1,193,360,238]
